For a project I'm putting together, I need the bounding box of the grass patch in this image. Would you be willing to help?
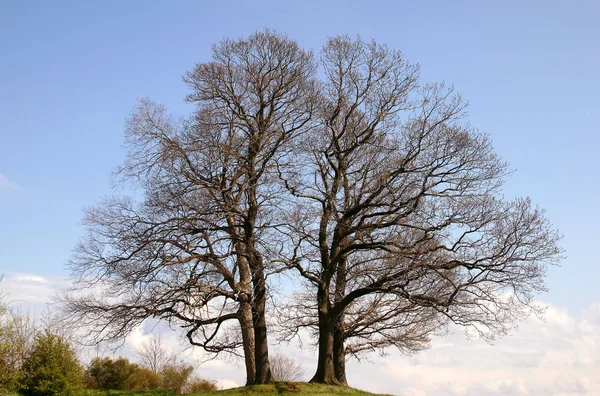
[213,382,392,395]
[84,382,392,396]
[86,390,177,396]
[2,383,392,396]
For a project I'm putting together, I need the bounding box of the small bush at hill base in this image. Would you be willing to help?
[86,357,163,391]
[20,331,84,396]
[160,363,193,394]
[86,357,137,390]
[184,376,218,393]
[124,367,162,391]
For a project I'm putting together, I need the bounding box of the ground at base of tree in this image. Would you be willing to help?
[2,382,394,396]
[0,382,391,396]
[213,382,392,396]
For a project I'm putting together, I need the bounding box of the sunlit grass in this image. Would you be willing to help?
[85,382,392,395]
[2,382,393,396]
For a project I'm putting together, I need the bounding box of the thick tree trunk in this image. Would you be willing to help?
[245,146,271,384]
[237,253,257,385]
[333,316,347,385]
[333,256,348,385]
[238,302,256,385]
[310,287,339,384]
[251,265,271,384]
[311,324,337,383]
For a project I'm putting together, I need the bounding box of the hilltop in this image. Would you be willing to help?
[82,382,394,396]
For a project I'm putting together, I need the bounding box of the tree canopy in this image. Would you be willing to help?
[62,30,562,386]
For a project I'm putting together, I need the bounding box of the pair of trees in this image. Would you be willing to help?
[62,30,562,385]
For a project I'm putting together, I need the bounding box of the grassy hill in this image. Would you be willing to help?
[2,382,394,396]
[198,382,392,395]
[84,382,393,396]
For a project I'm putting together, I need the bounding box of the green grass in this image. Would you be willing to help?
[207,382,391,395]
[85,383,392,396]
[3,383,393,396]
[86,390,178,396]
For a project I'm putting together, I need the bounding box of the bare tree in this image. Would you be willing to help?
[60,32,562,387]
[269,353,306,382]
[61,29,318,385]
[278,36,563,384]
[136,334,175,373]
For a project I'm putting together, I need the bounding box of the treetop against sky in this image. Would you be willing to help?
[1,1,599,394]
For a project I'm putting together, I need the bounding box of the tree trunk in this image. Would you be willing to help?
[333,256,348,385]
[245,144,271,384]
[310,287,339,384]
[333,316,347,385]
[251,265,271,384]
[238,302,256,385]
[237,252,256,385]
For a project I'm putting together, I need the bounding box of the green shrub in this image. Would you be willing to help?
[160,363,193,394]
[184,376,218,393]
[123,366,162,391]
[86,357,135,390]
[0,341,23,392]
[87,357,130,390]
[86,356,163,391]
[20,331,83,396]
[82,372,97,390]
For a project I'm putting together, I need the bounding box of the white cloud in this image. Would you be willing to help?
[1,272,68,307]
[2,274,599,395]
[341,302,600,396]
[11,274,48,283]
[0,172,18,190]
[217,379,239,389]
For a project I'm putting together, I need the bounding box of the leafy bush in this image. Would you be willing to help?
[82,372,97,390]
[86,357,133,390]
[85,352,214,393]
[123,366,162,391]
[0,329,23,392]
[160,362,193,394]
[86,356,163,391]
[19,331,84,396]
[184,376,218,393]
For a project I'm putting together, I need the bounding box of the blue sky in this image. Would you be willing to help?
[1,1,599,393]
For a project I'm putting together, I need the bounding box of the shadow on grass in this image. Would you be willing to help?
[274,382,299,394]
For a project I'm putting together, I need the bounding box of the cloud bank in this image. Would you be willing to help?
[2,272,68,307]
[342,302,600,396]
